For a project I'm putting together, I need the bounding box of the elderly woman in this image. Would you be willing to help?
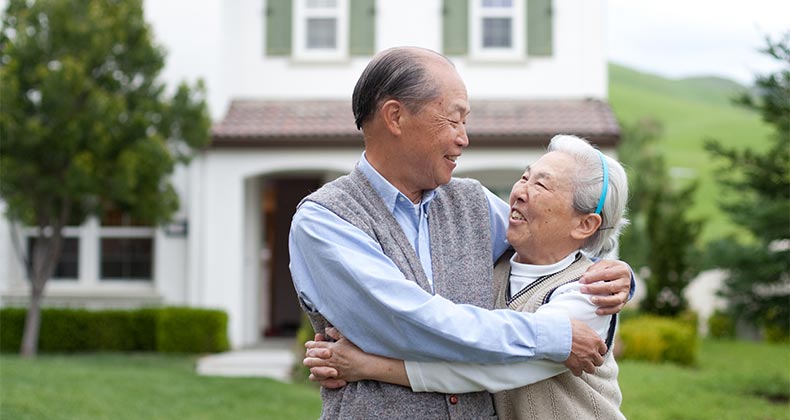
[305,134,629,420]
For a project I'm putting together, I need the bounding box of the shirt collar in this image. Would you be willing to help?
[509,251,581,278]
[358,152,437,212]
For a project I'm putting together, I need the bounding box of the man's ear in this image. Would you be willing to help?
[380,99,403,136]
[571,213,602,240]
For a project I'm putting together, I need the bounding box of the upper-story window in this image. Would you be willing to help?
[293,0,349,60]
[265,0,374,59]
[470,0,525,60]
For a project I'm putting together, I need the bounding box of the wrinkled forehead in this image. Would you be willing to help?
[527,152,577,181]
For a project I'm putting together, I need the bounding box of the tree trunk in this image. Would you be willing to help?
[20,221,65,357]
[20,288,44,357]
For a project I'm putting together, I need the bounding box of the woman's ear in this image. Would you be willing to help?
[571,213,602,240]
[380,99,403,136]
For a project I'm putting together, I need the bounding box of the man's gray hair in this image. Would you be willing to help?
[352,47,452,130]
[547,134,630,257]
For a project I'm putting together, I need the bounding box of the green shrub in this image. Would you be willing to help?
[707,310,735,339]
[156,307,229,354]
[131,308,159,350]
[618,315,698,366]
[0,308,26,352]
[291,313,317,385]
[677,309,699,337]
[617,307,641,324]
[762,324,790,343]
[38,309,94,352]
[0,307,228,354]
[89,310,140,351]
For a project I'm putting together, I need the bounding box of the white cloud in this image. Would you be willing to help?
[607,0,790,84]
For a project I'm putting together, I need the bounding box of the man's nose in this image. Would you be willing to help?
[455,124,469,147]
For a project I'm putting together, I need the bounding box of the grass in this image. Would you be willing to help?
[619,339,790,420]
[2,339,788,419]
[608,63,776,243]
[0,353,321,420]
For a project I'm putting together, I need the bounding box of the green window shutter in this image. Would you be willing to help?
[442,0,468,55]
[349,0,375,56]
[266,0,292,56]
[527,0,553,56]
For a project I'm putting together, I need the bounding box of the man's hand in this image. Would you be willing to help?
[304,333,347,389]
[579,259,632,315]
[564,319,607,376]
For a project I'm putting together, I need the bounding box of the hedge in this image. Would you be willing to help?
[0,307,229,354]
[618,314,698,366]
[291,313,317,385]
[707,310,736,339]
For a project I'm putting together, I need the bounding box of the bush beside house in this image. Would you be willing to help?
[618,314,698,366]
[0,307,228,354]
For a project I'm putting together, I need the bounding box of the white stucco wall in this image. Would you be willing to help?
[146,0,608,120]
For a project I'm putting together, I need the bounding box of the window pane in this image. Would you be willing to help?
[483,0,512,8]
[306,0,337,8]
[307,18,337,49]
[101,238,153,280]
[27,237,79,279]
[483,17,512,47]
[101,208,149,227]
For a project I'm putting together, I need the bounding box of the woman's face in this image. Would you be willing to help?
[506,151,583,264]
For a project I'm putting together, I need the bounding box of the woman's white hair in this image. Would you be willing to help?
[547,134,629,258]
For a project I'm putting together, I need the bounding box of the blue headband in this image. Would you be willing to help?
[594,151,609,215]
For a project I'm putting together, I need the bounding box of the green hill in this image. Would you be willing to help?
[608,63,775,243]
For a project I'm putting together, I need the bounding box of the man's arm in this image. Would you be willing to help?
[305,282,612,390]
[580,260,633,315]
[290,201,571,364]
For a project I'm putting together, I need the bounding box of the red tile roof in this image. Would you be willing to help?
[211,99,620,148]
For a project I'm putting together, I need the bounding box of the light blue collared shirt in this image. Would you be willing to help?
[288,154,571,363]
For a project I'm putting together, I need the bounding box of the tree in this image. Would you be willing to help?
[617,119,703,316]
[704,32,790,340]
[0,0,210,356]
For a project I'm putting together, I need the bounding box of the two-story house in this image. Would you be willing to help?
[0,0,619,348]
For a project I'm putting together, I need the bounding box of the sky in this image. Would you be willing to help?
[607,0,790,85]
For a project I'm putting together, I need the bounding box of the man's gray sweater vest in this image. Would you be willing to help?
[299,168,498,420]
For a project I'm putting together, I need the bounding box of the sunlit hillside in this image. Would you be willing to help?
[608,63,775,243]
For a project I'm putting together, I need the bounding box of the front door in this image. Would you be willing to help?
[263,177,321,337]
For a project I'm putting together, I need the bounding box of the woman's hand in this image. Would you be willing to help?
[579,259,632,315]
[303,327,411,389]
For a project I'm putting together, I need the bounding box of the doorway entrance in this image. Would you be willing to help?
[262,177,321,337]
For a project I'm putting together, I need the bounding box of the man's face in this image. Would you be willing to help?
[506,152,582,263]
[399,62,470,193]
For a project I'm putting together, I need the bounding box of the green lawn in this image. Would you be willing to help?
[0,353,321,420]
[619,339,790,420]
[2,339,788,419]
[608,63,775,243]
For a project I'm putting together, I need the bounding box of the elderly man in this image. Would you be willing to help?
[304,135,630,420]
[288,47,631,419]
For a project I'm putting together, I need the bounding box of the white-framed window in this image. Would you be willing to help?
[26,235,81,281]
[470,0,525,61]
[293,0,349,61]
[99,210,154,281]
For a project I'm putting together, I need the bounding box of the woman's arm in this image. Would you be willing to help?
[405,283,612,393]
[304,330,410,388]
[305,283,613,393]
